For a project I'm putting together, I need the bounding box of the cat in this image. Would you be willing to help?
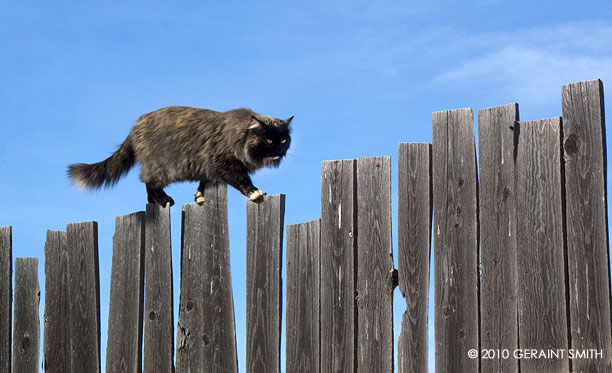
[68,106,293,206]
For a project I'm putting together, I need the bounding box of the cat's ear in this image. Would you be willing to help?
[248,116,263,130]
[282,116,294,127]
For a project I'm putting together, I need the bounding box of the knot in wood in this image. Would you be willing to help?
[564,134,579,155]
[502,187,510,202]
[21,336,30,351]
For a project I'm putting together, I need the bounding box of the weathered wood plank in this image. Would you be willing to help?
[562,79,612,372]
[143,204,174,373]
[176,183,238,373]
[397,143,432,373]
[477,104,519,373]
[286,219,321,373]
[356,156,394,373]
[432,109,479,373]
[66,221,101,373]
[12,257,39,372]
[320,159,357,373]
[43,230,70,373]
[515,117,569,372]
[0,226,11,373]
[246,194,285,373]
[106,212,145,373]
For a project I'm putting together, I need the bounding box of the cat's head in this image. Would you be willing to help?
[243,114,293,169]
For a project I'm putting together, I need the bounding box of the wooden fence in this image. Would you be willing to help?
[0,79,611,372]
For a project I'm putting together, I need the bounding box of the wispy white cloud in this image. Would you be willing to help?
[252,4,612,112]
[431,22,612,104]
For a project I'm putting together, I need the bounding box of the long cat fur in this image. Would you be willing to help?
[68,106,292,206]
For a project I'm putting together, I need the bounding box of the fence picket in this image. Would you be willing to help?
[177,183,238,372]
[66,221,101,373]
[397,143,431,373]
[43,230,69,373]
[356,156,394,372]
[12,257,39,372]
[143,204,175,372]
[0,226,11,373]
[477,104,520,373]
[286,219,321,373]
[515,117,569,372]
[432,108,479,373]
[562,79,612,371]
[106,212,145,373]
[246,194,285,373]
[320,159,357,373]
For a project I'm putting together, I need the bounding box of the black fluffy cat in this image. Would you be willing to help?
[68,106,293,206]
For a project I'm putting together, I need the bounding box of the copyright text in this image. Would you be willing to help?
[468,348,603,360]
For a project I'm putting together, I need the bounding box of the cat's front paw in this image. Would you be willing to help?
[194,190,205,205]
[154,195,174,207]
[248,189,266,202]
[148,191,174,207]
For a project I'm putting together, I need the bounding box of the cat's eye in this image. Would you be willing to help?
[266,139,274,144]
[281,139,287,144]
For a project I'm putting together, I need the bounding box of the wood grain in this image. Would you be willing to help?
[43,230,70,373]
[515,117,569,372]
[432,109,479,373]
[397,143,431,373]
[320,160,357,373]
[106,212,145,373]
[177,183,238,373]
[0,226,11,373]
[286,219,321,373]
[477,104,519,373]
[12,257,39,373]
[66,221,101,373]
[561,79,612,372]
[246,194,285,373]
[143,203,175,373]
[356,156,394,373]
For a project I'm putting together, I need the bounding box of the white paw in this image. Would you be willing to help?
[248,189,266,201]
[194,191,205,205]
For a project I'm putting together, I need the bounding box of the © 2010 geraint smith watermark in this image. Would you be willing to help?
[468,348,604,360]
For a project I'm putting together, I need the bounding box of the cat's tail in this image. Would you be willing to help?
[68,139,136,189]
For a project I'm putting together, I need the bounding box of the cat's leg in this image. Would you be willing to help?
[146,184,175,207]
[141,164,174,207]
[221,172,266,202]
[194,181,207,205]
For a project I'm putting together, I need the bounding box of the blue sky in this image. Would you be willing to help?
[2,1,612,372]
